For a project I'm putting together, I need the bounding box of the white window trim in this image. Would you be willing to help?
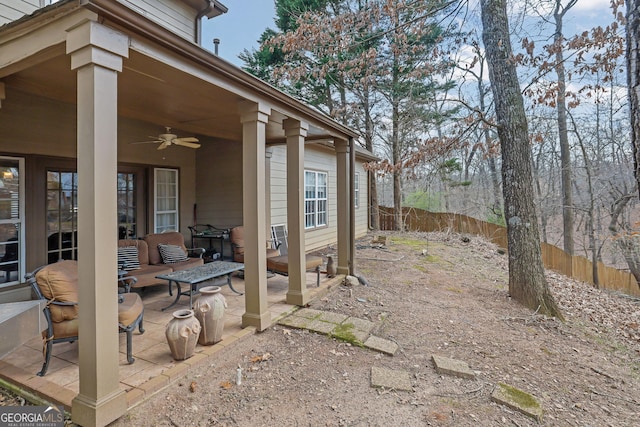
[354,172,360,209]
[304,170,328,229]
[154,168,179,233]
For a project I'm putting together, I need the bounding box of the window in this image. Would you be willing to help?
[118,173,137,239]
[354,172,360,209]
[155,168,179,233]
[304,170,327,229]
[47,171,78,263]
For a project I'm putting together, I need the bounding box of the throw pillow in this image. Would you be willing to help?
[117,246,140,271]
[158,244,188,264]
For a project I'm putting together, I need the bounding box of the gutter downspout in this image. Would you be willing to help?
[349,137,356,276]
[195,0,213,45]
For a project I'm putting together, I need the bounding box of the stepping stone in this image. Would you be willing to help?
[364,335,398,355]
[278,315,310,329]
[317,311,349,325]
[294,308,324,319]
[344,316,376,335]
[432,355,475,379]
[491,382,543,422]
[305,319,337,334]
[370,367,412,391]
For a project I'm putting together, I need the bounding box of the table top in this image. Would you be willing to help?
[155,261,244,284]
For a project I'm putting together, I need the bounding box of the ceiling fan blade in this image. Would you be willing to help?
[174,140,201,149]
[157,141,170,150]
[174,137,199,143]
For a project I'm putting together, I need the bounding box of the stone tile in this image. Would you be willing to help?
[278,315,310,329]
[305,319,337,335]
[182,353,208,368]
[317,311,349,325]
[160,363,191,382]
[126,387,145,408]
[135,342,174,366]
[491,382,543,422]
[432,355,475,380]
[121,363,167,388]
[293,308,324,319]
[364,336,398,355]
[137,374,169,396]
[343,316,376,334]
[347,328,370,344]
[370,367,412,391]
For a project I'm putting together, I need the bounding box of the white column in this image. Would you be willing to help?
[335,139,351,275]
[239,101,271,331]
[66,20,129,427]
[283,118,309,306]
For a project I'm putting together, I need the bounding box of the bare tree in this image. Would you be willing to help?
[480,0,564,318]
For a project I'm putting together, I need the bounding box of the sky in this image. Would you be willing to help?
[201,0,277,66]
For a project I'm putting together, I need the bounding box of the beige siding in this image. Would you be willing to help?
[0,1,39,26]
[269,144,370,252]
[117,0,197,41]
[354,160,369,238]
[194,139,243,228]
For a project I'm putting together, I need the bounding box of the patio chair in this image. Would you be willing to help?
[26,260,145,376]
[229,226,280,263]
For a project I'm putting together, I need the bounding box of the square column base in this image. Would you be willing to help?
[242,311,272,331]
[286,290,310,307]
[72,389,126,427]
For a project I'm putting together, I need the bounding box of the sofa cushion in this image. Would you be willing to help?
[158,244,188,264]
[144,232,187,265]
[35,260,79,323]
[124,264,173,289]
[117,246,140,271]
[167,257,204,272]
[118,239,149,266]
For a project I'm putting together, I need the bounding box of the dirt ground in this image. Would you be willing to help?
[8,231,640,426]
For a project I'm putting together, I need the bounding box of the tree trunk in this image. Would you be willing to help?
[627,0,640,198]
[480,0,563,319]
[554,1,575,255]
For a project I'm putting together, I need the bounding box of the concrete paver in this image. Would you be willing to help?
[431,354,475,379]
[363,336,398,355]
[370,366,412,391]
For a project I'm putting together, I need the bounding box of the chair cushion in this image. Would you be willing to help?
[144,232,187,265]
[118,293,144,327]
[48,318,79,339]
[158,244,188,264]
[35,260,79,323]
[117,246,140,271]
[267,254,323,274]
[118,239,149,265]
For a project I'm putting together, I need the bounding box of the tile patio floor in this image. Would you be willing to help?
[0,271,338,411]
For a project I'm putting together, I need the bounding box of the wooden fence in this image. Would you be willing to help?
[379,206,640,298]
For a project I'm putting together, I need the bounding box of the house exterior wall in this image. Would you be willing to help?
[0,90,198,269]
[0,0,40,26]
[117,0,197,41]
[194,141,370,255]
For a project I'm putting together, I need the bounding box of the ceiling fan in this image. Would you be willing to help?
[132,127,201,150]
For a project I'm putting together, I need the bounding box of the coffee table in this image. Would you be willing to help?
[156,261,244,311]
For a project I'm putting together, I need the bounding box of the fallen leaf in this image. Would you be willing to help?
[251,353,273,363]
[220,381,232,390]
[189,381,196,393]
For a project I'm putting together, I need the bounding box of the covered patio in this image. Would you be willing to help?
[0,1,360,425]
[0,271,340,410]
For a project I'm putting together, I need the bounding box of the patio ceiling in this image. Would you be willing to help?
[2,46,308,144]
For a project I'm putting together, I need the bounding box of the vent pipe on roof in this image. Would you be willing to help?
[213,38,220,55]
